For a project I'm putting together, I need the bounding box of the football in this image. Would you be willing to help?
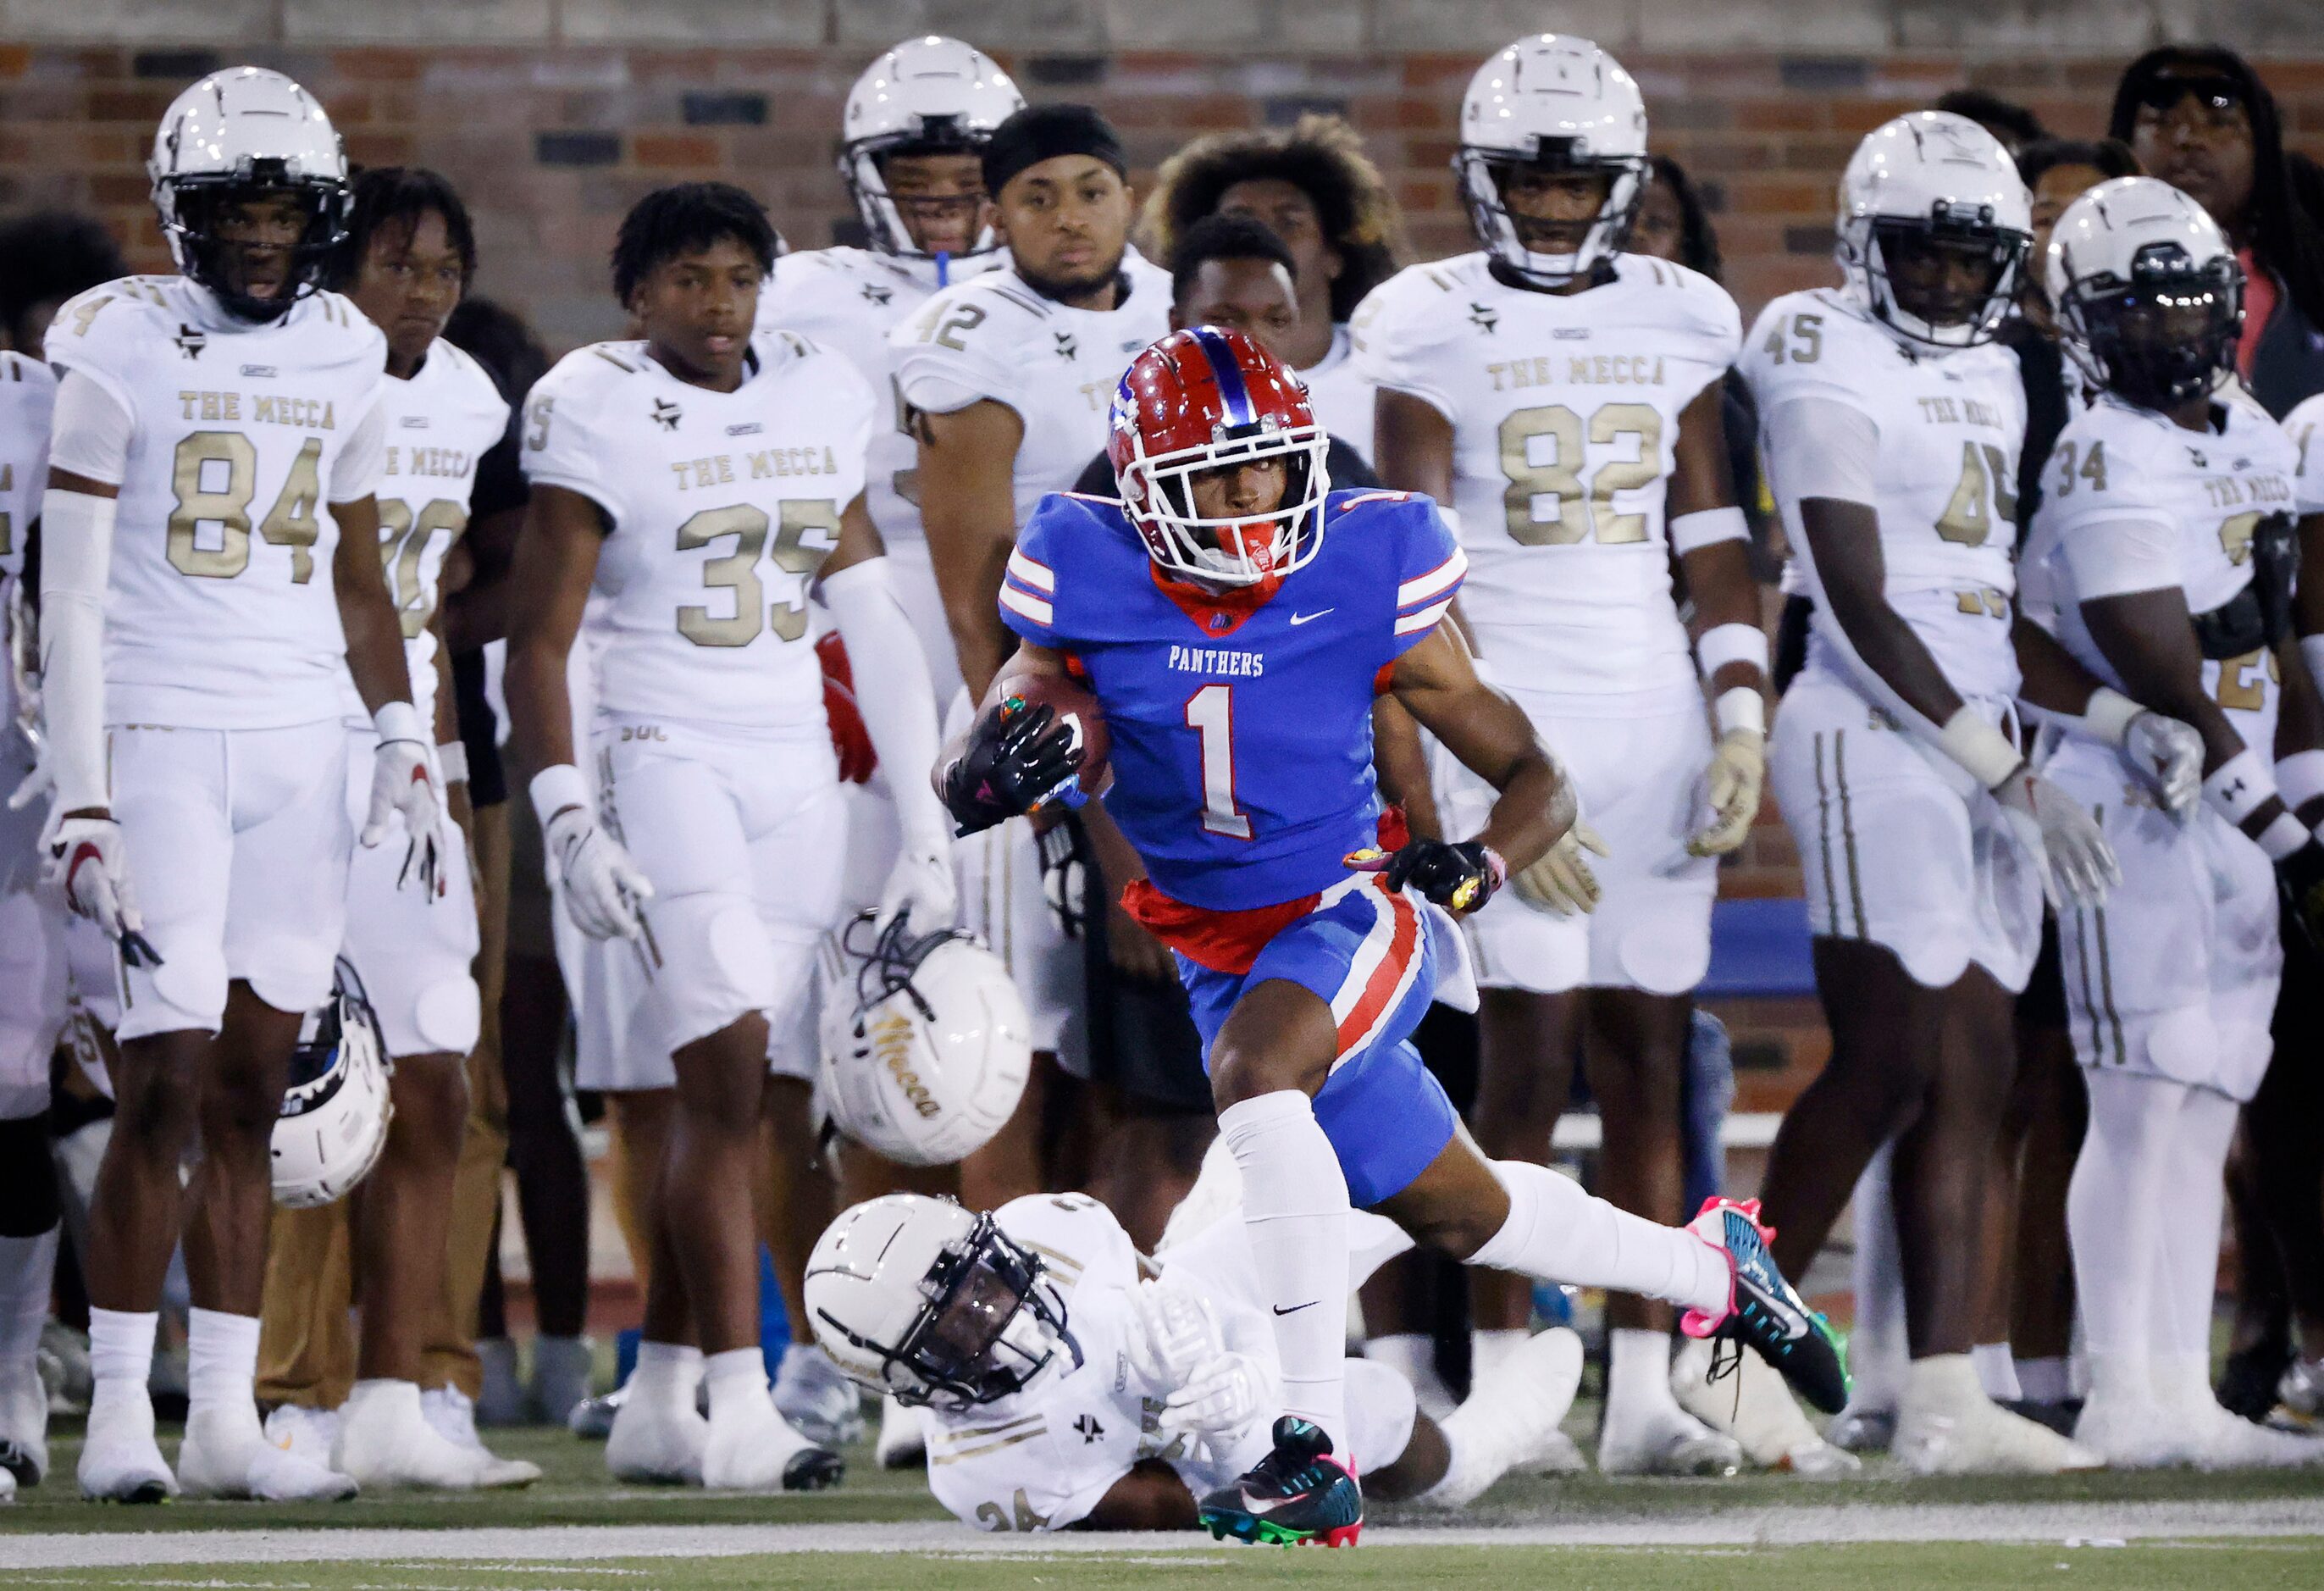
[993,668,1112,798]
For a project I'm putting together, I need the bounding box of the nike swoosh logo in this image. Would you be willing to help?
[1289,609,1334,625]
[1272,1300,1320,1316]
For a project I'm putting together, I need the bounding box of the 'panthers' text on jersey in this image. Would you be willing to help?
[2030,389,2300,753]
[338,338,508,729]
[1742,288,2027,703]
[521,332,874,734]
[923,1194,1189,1533]
[1352,252,1739,704]
[46,276,388,729]
[1001,489,1461,912]
[760,245,1004,703]
[2288,390,2324,518]
[891,253,1173,532]
[0,352,55,587]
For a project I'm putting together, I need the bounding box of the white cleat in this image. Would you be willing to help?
[606,1382,711,1486]
[1596,1404,1743,1477]
[0,1464,11,1501]
[700,1382,842,1493]
[875,1392,927,1471]
[335,1381,540,1491]
[1419,1327,1585,1507]
[1895,1358,2101,1476]
[422,1384,543,1487]
[179,1406,357,1500]
[1672,1335,1860,1477]
[2072,1394,2188,1469]
[261,1403,340,1468]
[77,1389,176,1503]
[0,1362,50,1488]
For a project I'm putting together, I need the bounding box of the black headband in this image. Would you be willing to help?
[982,105,1127,197]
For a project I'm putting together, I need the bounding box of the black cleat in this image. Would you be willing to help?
[1197,1416,1362,1548]
[1683,1197,1851,1416]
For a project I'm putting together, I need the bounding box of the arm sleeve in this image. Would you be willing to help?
[36,489,115,812]
[1760,396,1881,509]
[45,370,136,488]
[823,557,949,849]
[328,390,388,503]
[1391,496,1467,658]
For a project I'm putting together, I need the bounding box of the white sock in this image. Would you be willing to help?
[2014,1355,2072,1405]
[2067,1071,2178,1361]
[1846,1143,1908,1411]
[185,1307,260,1422]
[1905,1351,1983,1411]
[1468,1328,1530,1389]
[1602,1328,1684,1438]
[87,1307,158,1405]
[702,1347,766,1420]
[0,1228,57,1369]
[2082,1348,2150,1405]
[632,1340,705,1398]
[1972,1342,2022,1403]
[345,1378,420,1422]
[1469,1160,1729,1317]
[1220,1089,1351,1452]
[2157,1086,2238,1362]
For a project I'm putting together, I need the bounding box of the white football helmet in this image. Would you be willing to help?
[2046,175,2242,408]
[1455,35,1649,287]
[1835,111,2031,348]
[804,1194,1069,1410]
[816,914,1032,1167]
[838,36,1024,262]
[149,66,350,321]
[272,961,392,1209]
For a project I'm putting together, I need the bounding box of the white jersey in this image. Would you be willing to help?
[1301,323,1375,465]
[0,352,54,586]
[891,252,1173,531]
[923,1194,1190,1533]
[760,245,1004,703]
[2028,390,2299,754]
[521,332,874,734]
[2288,391,2324,517]
[1741,287,2026,703]
[46,275,387,729]
[337,339,508,729]
[1352,252,1740,705]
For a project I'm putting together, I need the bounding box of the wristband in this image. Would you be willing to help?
[374,699,425,746]
[1936,705,2023,790]
[435,740,469,786]
[2079,686,2144,748]
[2256,811,2309,861]
[1669,506,1751,557]
[529,762,590,823]
[2201,747,2277,826]
[1696,621,1769,685]
[1713,686,1766,739]
[2277,749,2324,817]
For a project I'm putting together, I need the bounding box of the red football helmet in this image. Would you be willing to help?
[1105,326,1331,587]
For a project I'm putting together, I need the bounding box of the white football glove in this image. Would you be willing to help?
[2124,710,2204,818]
[362,707,443,895]
[1126,1278,1224,1392]
[47,813,159,964]
[1160,1350,1269,1446]
[545,804,655,941]
[1992,763,2119,908]
[1687,728,1767,857]
[877,833,957,935]
[1512,817,1607,917]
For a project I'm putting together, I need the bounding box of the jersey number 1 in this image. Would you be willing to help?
[1185,684,1252,840]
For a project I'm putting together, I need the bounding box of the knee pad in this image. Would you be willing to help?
[640,892,777,1054]
[0,1114,59,1234]
[412,975,482,1057]
[2141,1007,2220,1089]
[1343,1356,1419,1476]
[120,940,229,1040]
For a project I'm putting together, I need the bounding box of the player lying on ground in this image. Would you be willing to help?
[938,326,1847,1547]
[806,1178,1585,1531]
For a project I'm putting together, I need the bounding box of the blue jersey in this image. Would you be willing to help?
[999,488,1465,912]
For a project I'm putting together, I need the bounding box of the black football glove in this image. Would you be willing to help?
[941,701,1081,837]
[1354,838,1506,916]
[2278,840,2324,954]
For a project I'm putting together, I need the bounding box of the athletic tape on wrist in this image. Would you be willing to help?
[435,740,469,786]
[1669,506,1751,557]
[1713,686,1766,739]
[2202,747,2278,827]
[2079,686,2143,748]
[2277,749,2324,816]
[2257,811,2309,861]
[529,762,589,823]
[1936,705,2023,790]
[373,699,425,746]
[1696,621,1769,685]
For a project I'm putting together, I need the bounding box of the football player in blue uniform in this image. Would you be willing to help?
[939,328,1847,1545]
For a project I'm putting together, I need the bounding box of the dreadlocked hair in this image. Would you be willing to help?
[611,181,776,306]
[1143,114,1405,324]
